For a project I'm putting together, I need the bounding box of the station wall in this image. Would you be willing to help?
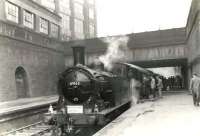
[187,0,200,80]
[0,36,65,102]
[0,23,65,102]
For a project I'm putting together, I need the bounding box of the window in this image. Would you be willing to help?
[5,1,19,23]
[50,23,59,38]
[41,0,55,12]
[23,10,34,29]
[89,24,95,37]
[74,19,84,39]
[74,3,84,19]
[59,0,70,14]
[89,8,94,19]
[60,14,71,40]
[40,18,48,34]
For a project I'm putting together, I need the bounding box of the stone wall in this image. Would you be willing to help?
[0,22,65,102]
[186,0,200,79]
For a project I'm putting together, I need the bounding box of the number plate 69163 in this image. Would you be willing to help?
[69,82,80,86]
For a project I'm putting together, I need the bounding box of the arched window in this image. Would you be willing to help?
[15,67,29,98]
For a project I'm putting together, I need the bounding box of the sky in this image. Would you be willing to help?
[96,0,192,37]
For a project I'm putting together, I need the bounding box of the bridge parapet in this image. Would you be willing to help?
[128,28,186,48]
[131,44,187,62]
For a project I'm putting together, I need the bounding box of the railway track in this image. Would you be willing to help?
[0,122,53,136]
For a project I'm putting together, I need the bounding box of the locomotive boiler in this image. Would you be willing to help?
[56,64,129,125]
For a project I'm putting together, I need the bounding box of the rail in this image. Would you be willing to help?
[0,121,52,136]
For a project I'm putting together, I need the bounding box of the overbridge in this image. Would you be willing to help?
[63,0,200,89]
[64,28,187,65]
[128,28,187,66]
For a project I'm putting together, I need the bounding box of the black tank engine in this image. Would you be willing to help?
[58,64,115,110]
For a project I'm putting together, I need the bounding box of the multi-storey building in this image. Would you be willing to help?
[0,0,97,102]
[33,0,97,41]
[0,0,64,102]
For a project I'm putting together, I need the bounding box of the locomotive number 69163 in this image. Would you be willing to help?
[69,82,80,86]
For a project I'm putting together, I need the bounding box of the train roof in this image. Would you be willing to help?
[117,62,150,75]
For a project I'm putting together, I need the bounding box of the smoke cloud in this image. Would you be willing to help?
[99,36,131,70]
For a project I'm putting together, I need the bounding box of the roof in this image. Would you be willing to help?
[117,62,150,74]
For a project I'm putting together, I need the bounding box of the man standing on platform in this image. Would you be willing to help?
[189,73,200,106]
[156,76,163,98]
[150,76,156,99]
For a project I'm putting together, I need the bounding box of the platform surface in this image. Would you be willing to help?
[0,95,58,116]
[94,91,200,136]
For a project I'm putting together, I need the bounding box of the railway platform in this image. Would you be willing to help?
[0,95,58,116]
[0,95,58,134]
[94,91,200,136]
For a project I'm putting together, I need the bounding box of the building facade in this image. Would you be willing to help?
[0,0,65,102]
[0,0,97,102]
[33,0,97,41]
[186,0,200,82]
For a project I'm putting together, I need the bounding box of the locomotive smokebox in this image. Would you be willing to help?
[72,46,85,66]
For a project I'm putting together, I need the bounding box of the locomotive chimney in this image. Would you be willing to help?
[72,46,85,66]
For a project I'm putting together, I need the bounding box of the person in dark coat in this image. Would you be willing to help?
[189,73,200,106]
[156,76,163,98]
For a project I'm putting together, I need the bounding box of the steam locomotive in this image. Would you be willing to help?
[53,62,155,127]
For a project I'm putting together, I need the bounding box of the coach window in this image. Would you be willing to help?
[5,1,19,23]
[15,67,29,99]
[23,10,34,29]
[39,17,49,34]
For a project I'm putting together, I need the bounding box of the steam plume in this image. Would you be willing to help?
[99,36,131,70]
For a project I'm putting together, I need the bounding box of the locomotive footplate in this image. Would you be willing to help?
[66,101,131,125]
